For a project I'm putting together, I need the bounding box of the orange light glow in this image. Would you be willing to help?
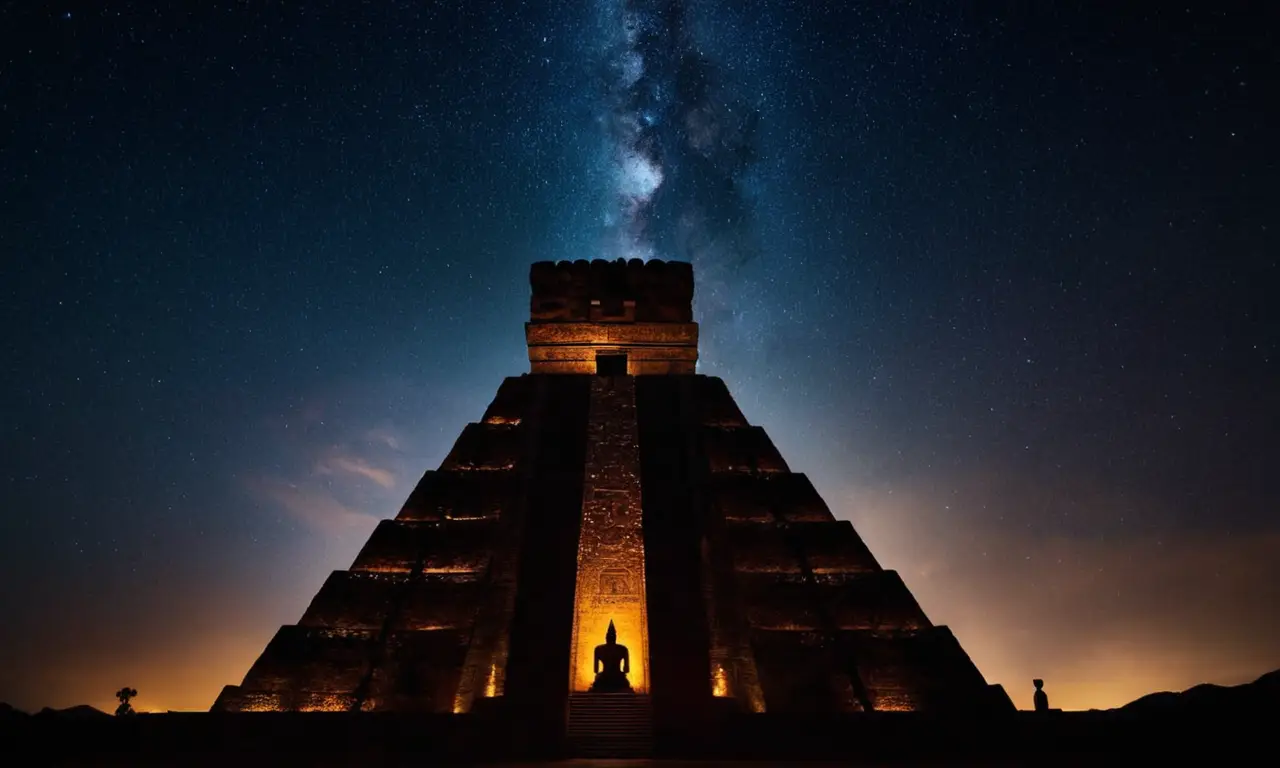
[568,377,650,693]
[572,606,648,693]
[483,662,499,698]
[296,693,350,712]
[711,663,729,697]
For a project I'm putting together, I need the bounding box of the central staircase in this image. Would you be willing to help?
[566,693,653,757]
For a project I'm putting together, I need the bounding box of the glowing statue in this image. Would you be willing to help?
[590,620,633,693]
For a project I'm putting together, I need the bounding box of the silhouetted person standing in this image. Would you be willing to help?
[1032,679,1049,712]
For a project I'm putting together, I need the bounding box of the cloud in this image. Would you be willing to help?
[363,428,402,451]
[315,453,396,489]
[244,476,380,538]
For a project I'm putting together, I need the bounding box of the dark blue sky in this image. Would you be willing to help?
[2,1,1276,712]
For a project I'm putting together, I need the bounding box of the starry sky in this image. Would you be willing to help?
[2,1,1277,714]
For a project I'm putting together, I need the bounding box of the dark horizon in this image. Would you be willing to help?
[1,2,1277,715]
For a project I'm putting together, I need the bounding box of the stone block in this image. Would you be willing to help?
[630,358,697,374]
[298,571,407,630]
[361,629,470,712]
[748,629,852,713]
[394,577,484,631]
[723,522,802,573]
[238,626,376,694]
[709,475,774,522]
[693,376,749,427]
[482,376,533,425]
[397,470,517,521]
[739,573,821,630]
[841,627,992,712]
[702,426,789,474]
[214,688,358,712]
[818,571,930,630]
[350,520,429,573]
[769,473,837,522]
[789,520,881,574]
[424,519,494,573]
[422,521,496,574]
[525,360,598,374]
[211,688,286,713]
[440,423,524,471]
[349,520,495,574]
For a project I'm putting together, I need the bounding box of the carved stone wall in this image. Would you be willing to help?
[525,259,698,375]
[568,375,650,693]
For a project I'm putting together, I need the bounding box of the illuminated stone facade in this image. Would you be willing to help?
[213,258,1011,728]
[569,376,649,693]
[526,259,698,374]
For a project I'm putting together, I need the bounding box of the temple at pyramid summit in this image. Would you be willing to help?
[212,258,1013,753]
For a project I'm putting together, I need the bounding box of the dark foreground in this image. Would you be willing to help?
[1,708,1268,767]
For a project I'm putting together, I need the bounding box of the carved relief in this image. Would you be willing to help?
[526,259,699,374]
[598,566,637,597]
[569,376,650,693]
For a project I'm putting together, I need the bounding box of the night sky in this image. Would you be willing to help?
[2,2,1277,714]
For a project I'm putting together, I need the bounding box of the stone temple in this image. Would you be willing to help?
[213,258,1012,755]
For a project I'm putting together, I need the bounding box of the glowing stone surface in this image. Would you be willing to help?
[569,375,649,693]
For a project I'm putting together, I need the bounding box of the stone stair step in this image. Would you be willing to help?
[566,693,654,758]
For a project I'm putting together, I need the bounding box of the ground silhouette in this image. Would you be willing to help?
[0,669,1275,765]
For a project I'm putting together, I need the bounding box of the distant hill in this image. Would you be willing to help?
[0,703,111,720]
[1115,669,1280,716]
[38,704,111,719]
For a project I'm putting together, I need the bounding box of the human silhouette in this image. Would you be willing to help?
[115,687,138,717]
[590,620,632,692]
[1033,679,1049,712]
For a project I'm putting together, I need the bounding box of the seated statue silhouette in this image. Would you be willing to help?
[1033,679,1049,712]
[590,620,633,693]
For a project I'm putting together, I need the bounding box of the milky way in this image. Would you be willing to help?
[596,0,761,274]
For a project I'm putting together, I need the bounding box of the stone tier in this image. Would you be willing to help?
[440,423,523,472]
[349,519,495,575]
[397,471,516,522]
[298,571,484,632]
[737,571,930,632]
[708,472,840,523]
[525,322,699,375]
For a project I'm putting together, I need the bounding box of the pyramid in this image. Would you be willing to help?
[213,259,1011,730]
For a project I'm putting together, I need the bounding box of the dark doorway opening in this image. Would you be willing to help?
[596,353,628,376]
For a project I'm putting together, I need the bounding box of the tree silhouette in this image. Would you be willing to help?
[114,687,138,717]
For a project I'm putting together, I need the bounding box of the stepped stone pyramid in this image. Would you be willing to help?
[213,259,1012,738]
